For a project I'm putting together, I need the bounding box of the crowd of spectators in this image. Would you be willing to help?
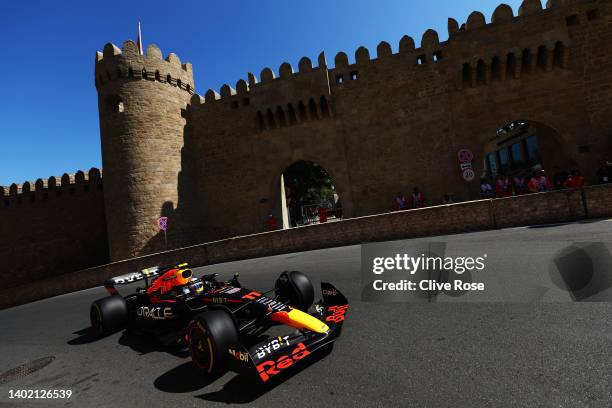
[478,160,612,199]
[392,188,426,211]
[390,160,612,211]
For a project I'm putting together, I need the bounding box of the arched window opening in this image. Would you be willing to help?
[155,70,160,81]
[521,49,532,75]
[287,104,298,125]
[266,109,277,129]
[462,63,472,87]
[298,101,308,122]
[476,60,486,85]
[491,56,502,81]
[320,96,330,118]
[308,99,319,120]
[104,94,124,114]
[506,53,516,79]
[553,42,564,68]
[256,111,265,131]
[128,68,134,78]
[536,45,547,71]
[276,106,287,127]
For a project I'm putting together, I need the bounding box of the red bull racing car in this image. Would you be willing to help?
[89,263,348,382]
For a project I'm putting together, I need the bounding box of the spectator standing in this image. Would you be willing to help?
[565,170,585,188]
[552,166,569,190]
[480,179,494,199]
[393,192,406,211]
[410,187,425,208]
[512,173,528,195]
[528,170,552,193]
[317,206,328,223]
[265,214,278,231]
[495,174,513,198]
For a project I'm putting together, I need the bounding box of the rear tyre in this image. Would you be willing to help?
[187,310,238,376]
[90,295,127,336]
[274,271,314,311]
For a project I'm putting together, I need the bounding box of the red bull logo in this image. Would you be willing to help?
[256,342,311,382]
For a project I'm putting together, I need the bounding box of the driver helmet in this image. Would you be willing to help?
[182,277,205,296]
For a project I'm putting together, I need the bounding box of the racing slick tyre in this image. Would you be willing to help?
[187,309,239,376]
[90,295,128,336]
[274,271,314,311]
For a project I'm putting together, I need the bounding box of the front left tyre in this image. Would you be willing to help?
[187,309,238,376]
[90,295,128,336]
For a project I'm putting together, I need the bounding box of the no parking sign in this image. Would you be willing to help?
[158,217,168,250]
[457,148,474,164]
[158,217,168,231]
[457,148,475,182]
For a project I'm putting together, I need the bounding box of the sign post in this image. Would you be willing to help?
[158,217,168,250]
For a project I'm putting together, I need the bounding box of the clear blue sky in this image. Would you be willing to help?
[0,0,532,185]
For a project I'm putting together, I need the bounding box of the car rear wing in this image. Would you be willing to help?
[104,264,189,295]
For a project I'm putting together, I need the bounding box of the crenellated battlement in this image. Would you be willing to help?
[95,41,194,94]
[189,52,329,110]
[1,168,103,208]
[189,29,441,109]
[187,0,602,118]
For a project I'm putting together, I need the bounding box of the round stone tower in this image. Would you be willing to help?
[95,40,194,261]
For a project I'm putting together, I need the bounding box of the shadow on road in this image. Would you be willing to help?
[527,220,599,229]
[192,344,334,404]
[67,328,190,359]
[154,362,222,393]
[117,331,190,358]
[67,327,100,345]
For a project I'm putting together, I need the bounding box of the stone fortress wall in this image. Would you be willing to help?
[187,0,611,246]
[0,169,108,289]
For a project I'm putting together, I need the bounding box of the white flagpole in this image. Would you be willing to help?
[137,22,143,55]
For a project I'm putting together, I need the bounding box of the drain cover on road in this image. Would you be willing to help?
[0,356,55,385]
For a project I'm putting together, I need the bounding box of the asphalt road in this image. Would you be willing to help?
[1,219,612,407]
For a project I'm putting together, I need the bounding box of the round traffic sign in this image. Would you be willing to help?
[462,168,475,182]
[158,216,168,231]
[458,148,474,164]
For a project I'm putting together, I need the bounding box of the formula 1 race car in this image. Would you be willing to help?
[89,263,348,382]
